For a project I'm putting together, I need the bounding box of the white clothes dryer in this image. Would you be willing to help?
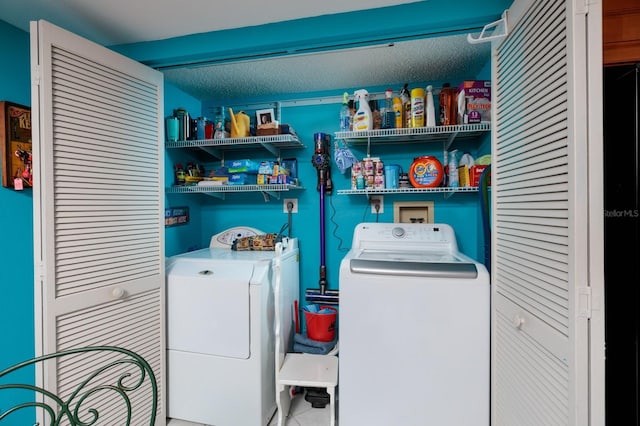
[338,223,490,426]
[166,227,299,426]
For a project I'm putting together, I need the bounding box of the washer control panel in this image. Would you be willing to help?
[352,223,458,251]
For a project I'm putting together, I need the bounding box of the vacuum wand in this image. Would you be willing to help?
[309,132,338,304]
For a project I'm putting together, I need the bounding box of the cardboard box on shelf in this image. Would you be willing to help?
[470,165,490,187]
[457,81,491,123]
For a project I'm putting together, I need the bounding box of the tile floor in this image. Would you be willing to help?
[166,390,336,426]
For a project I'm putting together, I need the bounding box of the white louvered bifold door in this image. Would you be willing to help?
[30,20,166,425]
[491,0,604,425]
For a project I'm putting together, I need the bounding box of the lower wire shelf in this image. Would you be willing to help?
[166,184,305,200]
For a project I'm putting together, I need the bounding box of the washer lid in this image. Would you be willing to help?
[349,258,478,279]
[167,261,253,359]
[356,249,465,263]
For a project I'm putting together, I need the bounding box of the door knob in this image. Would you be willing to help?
[111,287,125,299]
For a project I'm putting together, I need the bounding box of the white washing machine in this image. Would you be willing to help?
[338,223,490,426]
[166,227,299,426]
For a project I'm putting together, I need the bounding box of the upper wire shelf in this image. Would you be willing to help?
[335,123,490,147]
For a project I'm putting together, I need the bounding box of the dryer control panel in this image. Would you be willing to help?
[210,227,264,248]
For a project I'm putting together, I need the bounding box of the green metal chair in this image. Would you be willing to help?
[0,346,158,425]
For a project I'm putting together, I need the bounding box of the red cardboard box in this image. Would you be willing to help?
[470,165,490,187]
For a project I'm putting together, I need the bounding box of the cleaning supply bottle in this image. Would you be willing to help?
[393,96,403,128]
[339,92,351,132]
[448,149,459,187]
[370,100,382,130]
[410,87,425,128]
[439,82,457,126]
[353,89,372,131]
[400,84,411,128]
[425,85,436,127]
[459,151,475,168]
[348,99,356,130]
[382,88,395,129]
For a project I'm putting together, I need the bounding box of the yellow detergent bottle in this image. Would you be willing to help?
[393,96,403,128]
[411,87,425,128]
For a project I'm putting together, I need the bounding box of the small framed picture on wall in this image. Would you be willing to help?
[0,101,32,189]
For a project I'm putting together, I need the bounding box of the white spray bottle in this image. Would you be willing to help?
[353,89,372,131]
[426,85,436,127]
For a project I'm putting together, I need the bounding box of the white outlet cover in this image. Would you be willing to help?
[370,196,384,214]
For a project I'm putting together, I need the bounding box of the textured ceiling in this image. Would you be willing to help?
[0,0,492,103]
[162,34,491,102]
[0,0,421,45]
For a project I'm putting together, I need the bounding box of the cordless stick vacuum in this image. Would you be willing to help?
[306,132,339,305]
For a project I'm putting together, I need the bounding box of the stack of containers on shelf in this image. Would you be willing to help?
[374,158,385,189]
[353,157,387,189]
[352,161,364,189]
[363,157,375,188]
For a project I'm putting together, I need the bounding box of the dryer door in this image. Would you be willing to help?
[167,260,252,359]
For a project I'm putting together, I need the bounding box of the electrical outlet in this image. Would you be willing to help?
[283,198,298,213]
[370,196,384,214]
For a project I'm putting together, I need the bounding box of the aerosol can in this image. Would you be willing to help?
[353,89,372,131]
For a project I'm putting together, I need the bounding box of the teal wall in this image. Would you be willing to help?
[0,19,35,425]
[0,2,504,420]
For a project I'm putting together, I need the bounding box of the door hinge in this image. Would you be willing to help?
[32,65,40,87]
[35,261,45,282]
[578,286,592,319]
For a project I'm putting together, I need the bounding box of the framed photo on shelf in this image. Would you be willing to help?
[0,101,32,189]
[256,108,276,126]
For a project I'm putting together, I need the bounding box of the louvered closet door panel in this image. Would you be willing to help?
[31,20,165,425]
[51,46,161,297]
[54,290,162,426]
[492,0,591,424]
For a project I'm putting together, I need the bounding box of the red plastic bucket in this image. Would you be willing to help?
[304,306,337,342]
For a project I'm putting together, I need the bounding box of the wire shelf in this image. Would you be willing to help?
[337,186,480,195]
[334,123,490,145]
[166,184,304,194]
[166,134,304,150]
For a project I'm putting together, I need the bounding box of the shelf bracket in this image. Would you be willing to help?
[202,192,225,200]
[257,140,279,157]
[444,131,458,151]
[467,10,509,44]
[261,191,279,201]
[199,145,222,159]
